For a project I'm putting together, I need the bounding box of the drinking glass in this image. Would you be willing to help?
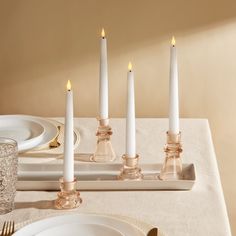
[0,138,18,214]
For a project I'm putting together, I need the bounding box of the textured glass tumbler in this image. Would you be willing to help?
[0,138,18,214]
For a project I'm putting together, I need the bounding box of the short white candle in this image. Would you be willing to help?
[99,28,108,119]
[169,36,180,134]
[126,62,136,158]
[63,80,74,182]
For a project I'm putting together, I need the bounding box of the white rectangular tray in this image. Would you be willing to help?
[17,163,196,191]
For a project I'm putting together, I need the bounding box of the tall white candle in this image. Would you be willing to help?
[126,62,136,157]
[99,28,108,119]
[169,36,180,134]
[63,80,74,182]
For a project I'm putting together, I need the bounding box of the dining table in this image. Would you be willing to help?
[0,118,232,236]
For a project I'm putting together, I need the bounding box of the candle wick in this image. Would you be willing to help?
[102,37,105,39]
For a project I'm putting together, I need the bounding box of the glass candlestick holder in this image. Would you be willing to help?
[159,132,183,180]
[54,177,82,209]
[92,118,116,162]
[118,154,143,180]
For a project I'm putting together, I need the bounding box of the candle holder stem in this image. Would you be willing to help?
[118,154,143,180]
[92,118,116,162]
[159,132,183,180]
[55,178,82,209]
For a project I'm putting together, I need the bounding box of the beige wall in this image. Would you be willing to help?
[0,0,236,232]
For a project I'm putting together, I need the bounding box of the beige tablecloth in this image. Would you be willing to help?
[0,118,232,236]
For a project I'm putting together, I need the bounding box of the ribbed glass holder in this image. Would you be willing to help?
[54,177,82,209]
[92,118,116,162]
[159,132,183,180]
[118,154,143,180]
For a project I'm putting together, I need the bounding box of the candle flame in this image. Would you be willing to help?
[171,36,176,46]
[128,62,132,71]
[67,80,71,91]
[101,28,105,38]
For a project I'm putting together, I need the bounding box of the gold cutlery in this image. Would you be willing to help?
[49,126,61,148]
[147,227,158,236]
[1,221,15,236]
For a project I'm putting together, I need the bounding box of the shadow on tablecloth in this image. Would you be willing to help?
[15,200,55,210]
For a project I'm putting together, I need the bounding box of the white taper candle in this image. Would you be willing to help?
[169,36,180,134]
[63,80,74,182]
[126,62,136,157]
[99,28,108,119]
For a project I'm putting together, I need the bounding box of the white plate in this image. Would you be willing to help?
[13,214,145,236]
[0,116,45,152]
[0,115,58,152]
[36,223,123,236]
[33,119,80,152]
[22,120,80,156]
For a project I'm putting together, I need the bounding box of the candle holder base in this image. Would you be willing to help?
[159,132,183,180]
[118,154,143,180]
[54,178,82,209]
[92,118,116,163]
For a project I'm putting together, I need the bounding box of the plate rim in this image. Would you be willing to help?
[0,116,45,151]
[13,213,145,236]
[36,222,123,236]
[0,115,58,152]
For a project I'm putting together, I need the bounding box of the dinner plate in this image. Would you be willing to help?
[0,115,58,152]
[33,119,80,152]
[0,116,45,152]
[13,214,145,236]
[36,223,123,236]
[23,119,80,156]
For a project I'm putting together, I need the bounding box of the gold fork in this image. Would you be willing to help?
[1,221,15,236]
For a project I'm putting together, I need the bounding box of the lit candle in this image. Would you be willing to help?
[169,36,180,134]
[63,80,74,182]
[99,28,108,119]
[126,62,136,157]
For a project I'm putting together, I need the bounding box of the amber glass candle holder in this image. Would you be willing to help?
[55,177,82,209]
[118,154,143,180]
[92,118,116,162]
[159,132,183,180]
